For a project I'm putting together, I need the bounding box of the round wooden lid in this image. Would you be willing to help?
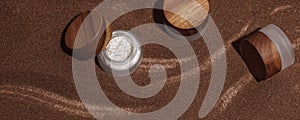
[163,0,210,29]
[64,11,112,54]
[240,37,267,80]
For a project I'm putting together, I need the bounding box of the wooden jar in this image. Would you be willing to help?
[240,24,295,81]
[163,0,210,40]
[64,11,112,60]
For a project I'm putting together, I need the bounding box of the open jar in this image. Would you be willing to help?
[97,30,143,77]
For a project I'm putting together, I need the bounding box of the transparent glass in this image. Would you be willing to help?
[259,24,295,70]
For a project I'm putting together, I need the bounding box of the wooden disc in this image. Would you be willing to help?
[240,32,282,80]
[64,11,112,54]
[163,0,210,29]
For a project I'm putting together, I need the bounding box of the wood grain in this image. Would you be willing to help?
[163,0,210,29]
[64,11,112,55]
[240,32,282,80]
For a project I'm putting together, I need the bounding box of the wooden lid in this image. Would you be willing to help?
[163,0,210,29]
[64,11,112,54]
[240,32,282,80]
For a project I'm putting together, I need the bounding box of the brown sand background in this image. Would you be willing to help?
[1,0,300,119]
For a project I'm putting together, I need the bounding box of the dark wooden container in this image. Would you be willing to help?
[240,24,295,81]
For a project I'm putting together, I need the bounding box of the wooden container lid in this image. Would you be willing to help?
[163,0,210,29]
[64,11,112,55]
[240,24,295,81]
